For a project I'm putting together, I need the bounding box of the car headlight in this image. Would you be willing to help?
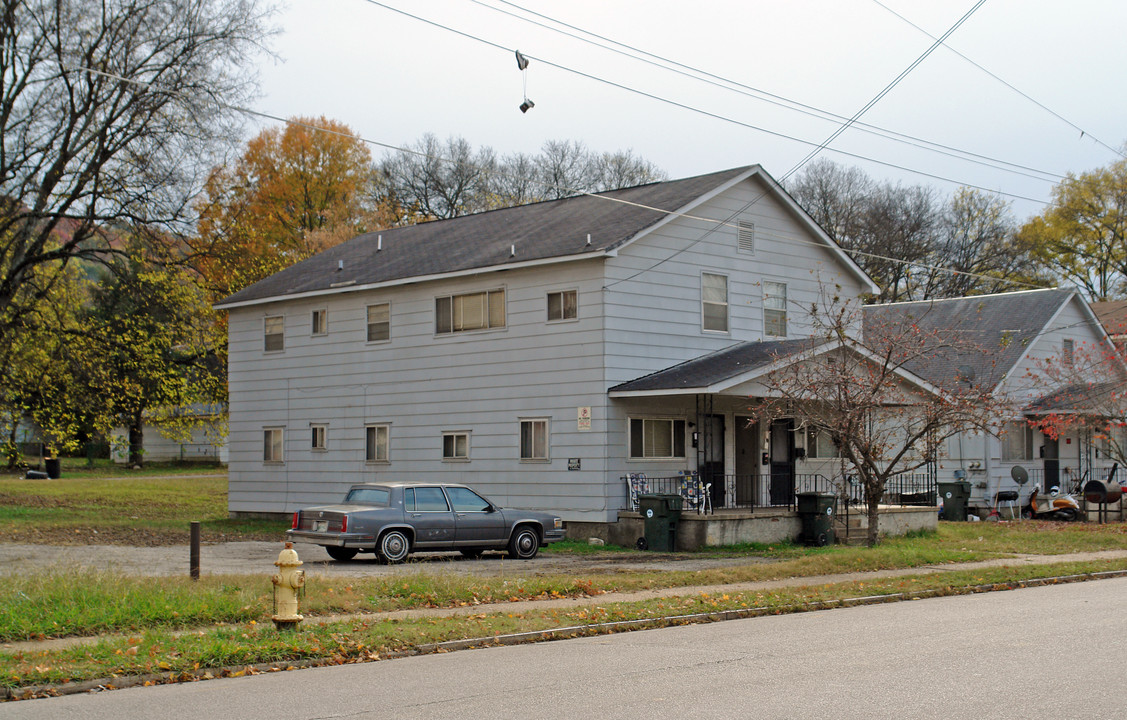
[553,517,563,530]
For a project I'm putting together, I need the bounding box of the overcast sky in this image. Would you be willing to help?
[254,0,1127,221]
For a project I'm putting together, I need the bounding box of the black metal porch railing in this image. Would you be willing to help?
[624,471,938,514]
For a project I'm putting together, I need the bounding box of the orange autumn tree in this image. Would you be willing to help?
[192,116,398,298]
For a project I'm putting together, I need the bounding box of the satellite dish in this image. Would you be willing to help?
[956,365,976,383]
[1011,465,1029,485]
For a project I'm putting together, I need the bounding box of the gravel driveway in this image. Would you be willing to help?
[0,540,768,578]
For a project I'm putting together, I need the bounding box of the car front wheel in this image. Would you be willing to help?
[325,546,358,561]
[378,530,410,564]
[507,526,540,559]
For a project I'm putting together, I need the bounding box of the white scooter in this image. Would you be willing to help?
[1022,485,1080,522]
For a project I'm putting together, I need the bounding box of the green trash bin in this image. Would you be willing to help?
[638,494,683,552]
[937,481,971,521]
[796,492,836,547]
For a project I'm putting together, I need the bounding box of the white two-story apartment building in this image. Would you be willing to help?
[216,165,882,523]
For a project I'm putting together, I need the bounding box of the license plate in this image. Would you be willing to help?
[313,520,327,532]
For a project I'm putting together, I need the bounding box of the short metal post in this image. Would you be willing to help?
[190,521,201,580]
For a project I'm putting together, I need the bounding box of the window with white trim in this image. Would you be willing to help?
[629,418,686,459]
[1002,421,1034,461]
[436,289,505,334]
[263,428,284,463]
[311,309,327,336]
[443,431,470,460]
[764,281,787,337]
[367,303,390,342]
[737,219,755,254]
[806,427,839,458]
[702,273,728,332]
[310,424,327,451]
[264,316,284,352]
[365,424,389,463]
[547,290,577,322]
[520,419,549,461]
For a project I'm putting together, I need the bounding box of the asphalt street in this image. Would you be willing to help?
[4,575,1123,719]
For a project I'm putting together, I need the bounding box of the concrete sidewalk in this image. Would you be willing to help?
[6,549,1126,656]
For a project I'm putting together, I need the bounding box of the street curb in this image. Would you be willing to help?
[6,568,1126,702]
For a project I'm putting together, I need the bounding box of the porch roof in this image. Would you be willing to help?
[607,338,823,396]
[1024,381,1122,415]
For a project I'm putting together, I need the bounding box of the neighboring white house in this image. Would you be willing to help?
[865,289,1121,514]
[216,165,890,523]
[111,404,229,464]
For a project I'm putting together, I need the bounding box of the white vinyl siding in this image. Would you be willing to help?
[365,424,389,463]
[764,281,787,337]
[702,272,728,333]
[264,316,284,352]
[436,289,505,334]
[629,418,686,459]
[367,303,390,342]
[520,418,549,461]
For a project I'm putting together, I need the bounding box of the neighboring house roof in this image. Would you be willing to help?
[216,165,876,309]
[608,336,942,398]
[1092,300,1127,344]
[863,288,1094,392]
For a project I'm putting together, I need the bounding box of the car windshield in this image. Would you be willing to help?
[344,487,390,506]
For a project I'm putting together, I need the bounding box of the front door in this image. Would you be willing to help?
[735,417,760,506]
[701,414,725,508]
[1043,436,1060,491]
[769,420,796,506]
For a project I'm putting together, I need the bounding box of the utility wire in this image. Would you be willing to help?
[475,0,1062,183]
[360,0,1046,204]
[871,0,1126,161]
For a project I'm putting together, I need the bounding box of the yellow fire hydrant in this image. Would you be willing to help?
[271,542,305,630]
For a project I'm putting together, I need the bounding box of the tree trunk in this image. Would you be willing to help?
[128,422,144,467]
[865,485,882,547]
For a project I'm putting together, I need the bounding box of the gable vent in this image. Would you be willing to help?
[737,220,755,254]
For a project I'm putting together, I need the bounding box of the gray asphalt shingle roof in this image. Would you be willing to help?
[217,166,756,307]
[608,338,822,393]
[862,289,1076,390]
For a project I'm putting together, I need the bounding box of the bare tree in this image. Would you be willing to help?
[0,0,274,339]
[378,134,497,219]
[756,295,1003,545]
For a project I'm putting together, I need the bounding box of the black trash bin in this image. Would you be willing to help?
[637,494,682,552]
[44,457,61,479]
[796,492,836,547]
[937,480,971,521]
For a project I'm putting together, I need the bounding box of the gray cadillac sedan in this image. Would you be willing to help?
[286,481,566,563]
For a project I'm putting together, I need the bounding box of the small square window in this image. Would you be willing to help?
[547,290,577,321]
[520,419,549,461]
[443,432,470,460]
[310,425,327,451]
[312,309,327,336]
[263,428,284,463]
[264,316,284,352]
[365,425,389,462]
[367,303,390,342]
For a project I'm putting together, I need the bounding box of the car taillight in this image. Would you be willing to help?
[341,515,347,532]
[291,512,299,529]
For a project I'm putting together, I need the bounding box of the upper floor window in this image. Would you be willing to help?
[629,418,686,459]
[311,309,327,336]
[264,316,284,352]
[367,303,390,342]
[547,290,577,322]
[737,219,755,254]
[764,281,787,337]
[702,273,728,333]
[436,290,505,334]
[443,431,470,460]
[310,424,327,451]
[1062,338,1074,365]
[520,419,549,461]
[365,424,389,463]
[263,427,284,463]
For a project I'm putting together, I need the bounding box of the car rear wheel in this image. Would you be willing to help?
[325,546,358,561]
[378,530,410,564]
[507,526,540,559]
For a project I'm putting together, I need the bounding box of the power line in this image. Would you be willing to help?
[358,0,1048,204]
[871,0,1126,161]
[475,0,1062,184]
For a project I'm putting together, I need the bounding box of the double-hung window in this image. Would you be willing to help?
[520,419,549,461]
[263,428,284,463]
[1002,421,1034,461]
[436,290,505,334]
[311,309,327,336]
[367,303,390,342]
[365,424,389,463]
[764,281,787,337]
[702,273,728,332]
[629,418,686,459]
[264,316,284,352]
